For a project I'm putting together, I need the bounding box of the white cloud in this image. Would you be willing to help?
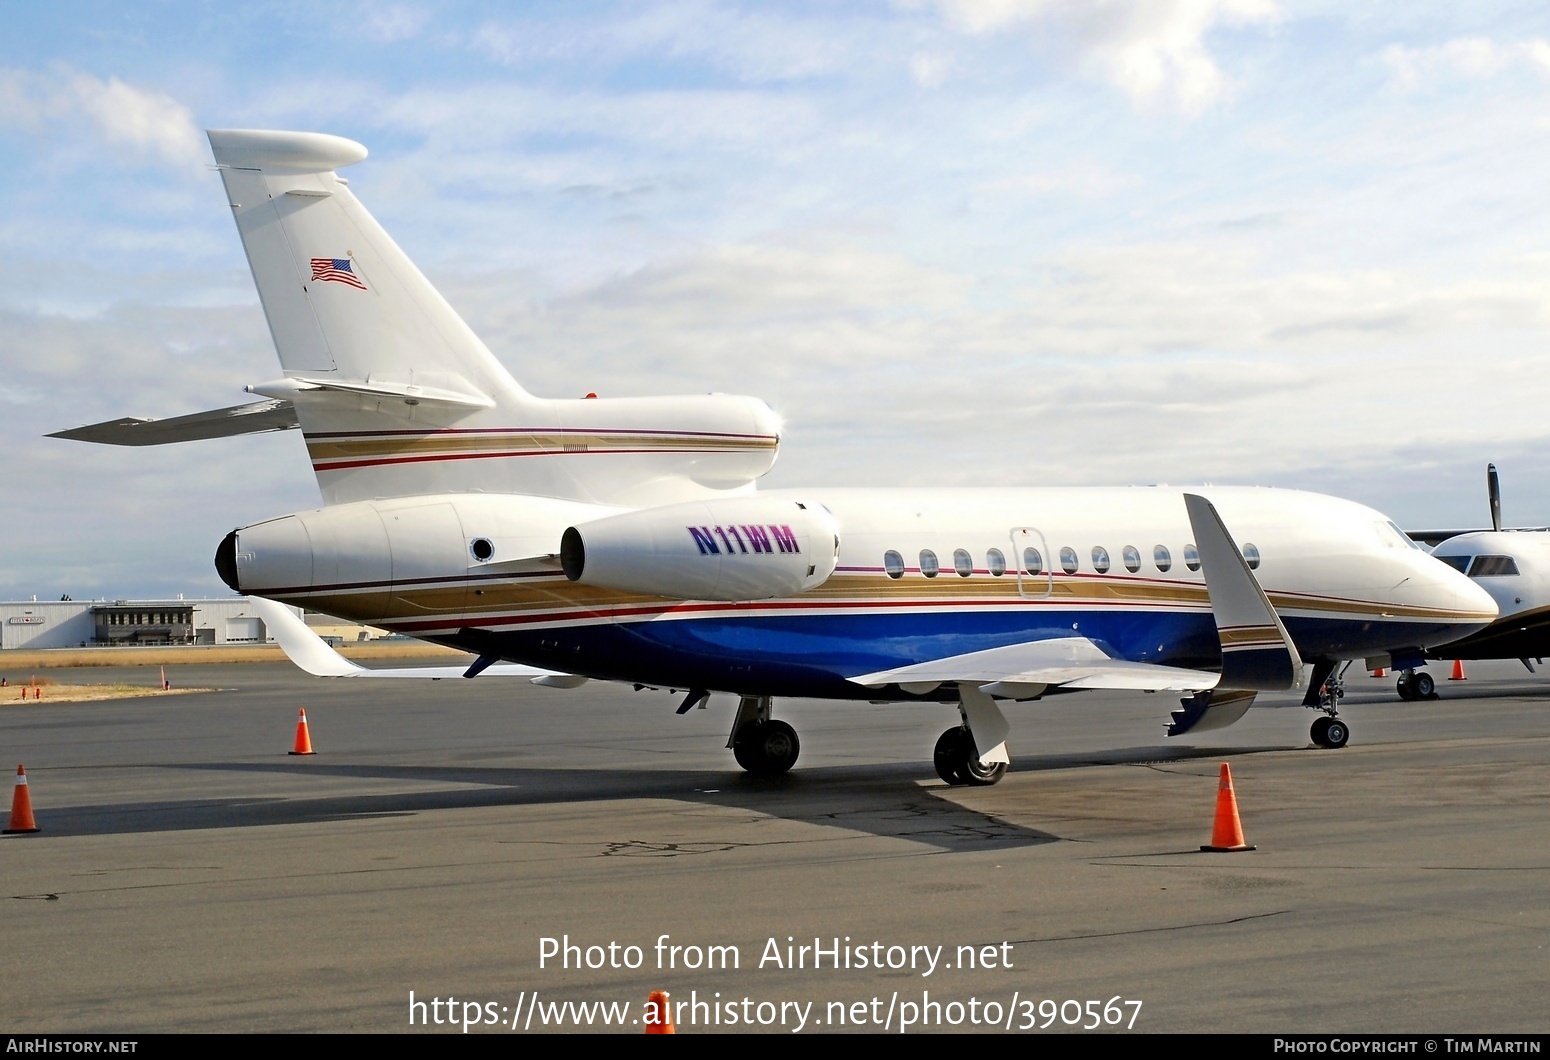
[358,2,430,44]
[0,67,205,172]
[979,160,1140,198]
[472,3,859,84]
[911,0,1281,115]
[1382,37,1550,91]
[909,52,954,88]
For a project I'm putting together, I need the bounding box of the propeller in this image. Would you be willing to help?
[1488,463,1502,532]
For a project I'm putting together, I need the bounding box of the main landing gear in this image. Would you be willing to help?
[1395,668,1436,701]
[933,726,1007,786]
[1303,660,1351,749]
[727,695,800,777]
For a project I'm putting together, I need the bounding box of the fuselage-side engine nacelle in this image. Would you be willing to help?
[561,497,841,601]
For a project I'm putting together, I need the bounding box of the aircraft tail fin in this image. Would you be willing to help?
[207,129,529,416]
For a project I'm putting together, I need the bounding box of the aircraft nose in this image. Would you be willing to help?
[1393,556,1497,643]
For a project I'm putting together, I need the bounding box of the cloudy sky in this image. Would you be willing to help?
[4,1,1550,599]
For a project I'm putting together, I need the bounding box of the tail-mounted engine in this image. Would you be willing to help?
[561,496,841,601]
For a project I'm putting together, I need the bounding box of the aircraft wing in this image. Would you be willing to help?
[249,597,582,684]
[852,492,1303,701]
[849,636,1221,698]
[48,399,299,446]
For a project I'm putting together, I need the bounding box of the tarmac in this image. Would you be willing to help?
[1,658,1546,1033]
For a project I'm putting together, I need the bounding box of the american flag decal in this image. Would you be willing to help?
[310,258,368,290]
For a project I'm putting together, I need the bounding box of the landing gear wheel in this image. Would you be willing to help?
[1412,671,1436,699]
[1396,674,1415,701]
[1322,718,1349,748]
[732,720,799,776]
[933,726,1007,787]
[934,727,967,785]
[1310,715,1333,746]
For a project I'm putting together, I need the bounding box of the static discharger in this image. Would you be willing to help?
[5,765,40,834]
[289,709,317,756]
[645,990,675,1034]
[1201,762,1255,852]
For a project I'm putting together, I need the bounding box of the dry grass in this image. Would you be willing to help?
[0,641,470,670]
[3,685,215,705]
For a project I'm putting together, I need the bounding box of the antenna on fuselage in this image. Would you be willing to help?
[1488,463,1503,532]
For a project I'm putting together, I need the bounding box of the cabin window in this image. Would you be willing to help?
[1436,555,1470,574]
[1023,547,1043,574]
[1060,546,1079,575]
[1122,545,1141,572]
[953,549,973,577]
[986,548,1006,576]
[1242,542,1260,570]
[884,550,905,579]
[920,549,940,578]
[1091,546,1110,574]
[1153,545,1172,572]
[1468,555,1520,577]
[1184,543,1201,572]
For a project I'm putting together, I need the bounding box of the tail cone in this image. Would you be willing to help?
[1201,762,1255,852]
[289,709,317,756]
[5,765,40,834]
[645,990,674,1034]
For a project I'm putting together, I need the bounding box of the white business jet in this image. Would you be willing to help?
[1384,464,1550,699]
[50,130,1497,783]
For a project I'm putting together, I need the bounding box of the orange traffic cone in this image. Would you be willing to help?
[1450,659,1467,681]
[645,990,675,1034]
[288,709,317,755]
[1201,762,1255,852]
[1372,666,1387,678]
[5,765,40,834]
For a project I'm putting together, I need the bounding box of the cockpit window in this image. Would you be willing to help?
[1468,555,1520,577]
[1435,554,1470,574]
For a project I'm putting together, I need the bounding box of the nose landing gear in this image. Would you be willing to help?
[1305,660,1351,749]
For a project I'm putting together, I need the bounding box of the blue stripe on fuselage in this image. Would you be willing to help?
[443,610,1463,699]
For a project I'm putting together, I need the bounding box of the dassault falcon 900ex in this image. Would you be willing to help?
[52,129,1498,785]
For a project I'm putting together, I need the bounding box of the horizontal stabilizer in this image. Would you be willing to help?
[250,597,569,682]
[850,636,1221,694]
[48,399,298,446]
[1184,493,1304,692]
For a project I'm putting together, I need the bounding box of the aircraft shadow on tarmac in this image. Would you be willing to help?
[30,742,1283,851]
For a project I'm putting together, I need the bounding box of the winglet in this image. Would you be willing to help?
[249,597,365,677]
[1183,494,1304,691]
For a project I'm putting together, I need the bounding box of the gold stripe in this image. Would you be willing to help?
[276,569,1488,627]
[306,432,777,462]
